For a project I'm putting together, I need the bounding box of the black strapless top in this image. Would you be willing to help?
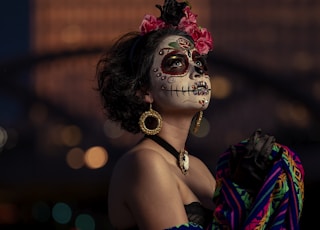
[124,202,213,229]
[184,202,212,227]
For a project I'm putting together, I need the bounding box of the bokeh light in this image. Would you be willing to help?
[52,202,72,224]
[61,125,82,147]
[75,214,95,230]
[66,147,85,169]
[276,100,310,128]
[0,126,8,149]
[4,128,19,150]
[192,117,210,138]
[211,75,232,99]
[84,146,108,169]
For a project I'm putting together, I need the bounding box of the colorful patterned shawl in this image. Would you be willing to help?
[208,140,305,230]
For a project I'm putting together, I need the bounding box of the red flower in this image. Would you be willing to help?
[180,6,197,24]
[179,7,213,55]
[138,6,214,55]
[195,28,213,55]
[139,14,166,35]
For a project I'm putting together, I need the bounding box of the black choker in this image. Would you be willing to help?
[145,135,189,175]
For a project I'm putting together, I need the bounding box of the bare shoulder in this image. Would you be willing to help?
[108,147,170,197]
[112,147,171,182]
[113,147,179,202]
[108,146,188,229]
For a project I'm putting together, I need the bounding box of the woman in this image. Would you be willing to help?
[96,0,215,229]
[96,0,305,229]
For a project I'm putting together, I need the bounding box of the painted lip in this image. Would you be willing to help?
[192,81,210,95]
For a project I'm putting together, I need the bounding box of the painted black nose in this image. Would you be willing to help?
[195,66,204,75]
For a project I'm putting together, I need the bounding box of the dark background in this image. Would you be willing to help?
[1,0,319,229]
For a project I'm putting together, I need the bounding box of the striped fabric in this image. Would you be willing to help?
[166,222,204,229]
[208,140,305,230]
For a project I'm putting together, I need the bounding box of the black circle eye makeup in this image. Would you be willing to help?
[158,48,208,77]
[161,53,189,75]
[192,51,208,73]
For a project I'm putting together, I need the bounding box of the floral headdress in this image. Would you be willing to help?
[139,0,213,55]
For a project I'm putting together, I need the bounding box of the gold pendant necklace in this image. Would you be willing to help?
[179,150,189,175]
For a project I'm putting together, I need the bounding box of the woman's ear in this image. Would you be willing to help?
[136,89,153,103]
[143,90,153,104]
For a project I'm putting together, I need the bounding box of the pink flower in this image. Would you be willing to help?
[138,6,214,55]
[179,7,213,55]
[178,20,197,33]
[181,6,197,24]
[179,22,213,55]
[182,24,200,40]
[139,14,166,35]
[195,28,213,55]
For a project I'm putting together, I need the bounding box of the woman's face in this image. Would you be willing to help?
[150,35,211,113]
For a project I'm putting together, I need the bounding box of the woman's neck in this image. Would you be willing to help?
[156,119,191,151]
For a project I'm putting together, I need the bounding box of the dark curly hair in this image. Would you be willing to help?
[95,28,192,133]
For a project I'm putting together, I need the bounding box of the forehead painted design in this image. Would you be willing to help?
[168,37,194,52]
[157,37,194,56]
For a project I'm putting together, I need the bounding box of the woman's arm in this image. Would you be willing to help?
[124,149,189,230]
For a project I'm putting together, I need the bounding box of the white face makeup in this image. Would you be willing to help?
[150,35,211,112]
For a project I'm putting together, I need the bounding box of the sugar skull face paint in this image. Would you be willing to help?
[150,35,211,110]
[160,38,208,76]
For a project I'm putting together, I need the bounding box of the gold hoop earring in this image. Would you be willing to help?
[139,104,162,135]
[192,110,203,134]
